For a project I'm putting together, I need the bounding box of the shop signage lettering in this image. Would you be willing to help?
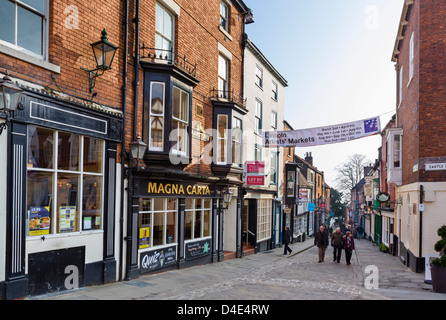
[147,182,211,196]
[263,117,381,148]
[425,163,446,171]
[246,161,265,173]
[140,246,177,273]
[185,239,211,260]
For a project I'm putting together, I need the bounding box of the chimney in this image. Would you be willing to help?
[305,152,313,165]
[364,165,373,177]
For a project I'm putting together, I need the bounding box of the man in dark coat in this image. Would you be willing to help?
[314,225,329,262]
[331,227,344,263]
[283,227,292,255]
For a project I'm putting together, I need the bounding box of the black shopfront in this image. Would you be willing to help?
[125,174,225,278]
[2,89,122,299]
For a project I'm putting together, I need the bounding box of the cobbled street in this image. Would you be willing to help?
[30,239,446,301]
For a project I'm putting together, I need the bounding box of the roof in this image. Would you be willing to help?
[391,0,414,62]
[245,38,288,87]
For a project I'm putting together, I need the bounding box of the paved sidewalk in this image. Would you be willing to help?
[27,238,446,300]
[28,240,315,300]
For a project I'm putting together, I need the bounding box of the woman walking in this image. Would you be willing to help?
[343,231,355,265]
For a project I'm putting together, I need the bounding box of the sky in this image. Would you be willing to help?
[243,0,403,188]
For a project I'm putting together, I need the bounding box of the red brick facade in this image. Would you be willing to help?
[395,0,446,184]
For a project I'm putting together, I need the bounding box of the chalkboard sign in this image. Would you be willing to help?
[185,239,212,260]
[140,246,177,274]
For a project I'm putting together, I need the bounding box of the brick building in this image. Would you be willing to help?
[0,0,254,299]
[390,0,446,272]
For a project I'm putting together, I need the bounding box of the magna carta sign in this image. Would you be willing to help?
[147,181,211,196]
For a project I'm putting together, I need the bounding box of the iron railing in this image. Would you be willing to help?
[140,44,197,78]
[210,88,246,108]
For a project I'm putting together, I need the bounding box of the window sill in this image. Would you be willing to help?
[255,83,264,91]
[0,43,60,74]
[218,26,233,41]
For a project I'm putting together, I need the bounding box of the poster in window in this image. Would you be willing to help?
[139,227,150,249]
[29,207,51,236]
[59,206,76,232]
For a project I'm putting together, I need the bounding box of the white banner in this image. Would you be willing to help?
[263,117,381,148]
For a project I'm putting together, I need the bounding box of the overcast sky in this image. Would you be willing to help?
[243,0,403,188]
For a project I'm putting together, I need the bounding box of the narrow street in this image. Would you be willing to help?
[30,239,445,301]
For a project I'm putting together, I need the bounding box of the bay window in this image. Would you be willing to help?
[386,128,403,186]
[27,126,104,237]
[232,117,242,166]
[172,87,189,155]
[217,114,228,164]
[149,82,165,151]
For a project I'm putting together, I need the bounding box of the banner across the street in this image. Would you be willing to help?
[263,116,381,148]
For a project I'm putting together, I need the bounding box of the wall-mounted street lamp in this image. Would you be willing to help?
[0,75,23,135]
[129,136,147,169]
[82,29,118,93]
[222,188,233,209]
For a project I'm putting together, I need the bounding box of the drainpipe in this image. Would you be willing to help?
[419,185,424,259]
[119,0,129,282]
[133,0,140,141]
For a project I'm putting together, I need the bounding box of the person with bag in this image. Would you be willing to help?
[331,227,344,263]
[343,231,355,265]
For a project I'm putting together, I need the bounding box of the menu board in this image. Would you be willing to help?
[29,207,51,236]
[59,206,76,233]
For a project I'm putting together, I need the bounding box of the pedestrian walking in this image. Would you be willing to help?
[331,227,344,263]
[343,231,355,265]
[283,227,293,255]
[356,225,363,240]
[314,225,329,262]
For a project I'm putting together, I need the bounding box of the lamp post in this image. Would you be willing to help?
[0,75,23,135]
[82,29,119,93]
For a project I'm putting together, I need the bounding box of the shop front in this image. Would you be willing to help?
[2,89,122,299]
[125,176,224,278]
[243,190,275,253]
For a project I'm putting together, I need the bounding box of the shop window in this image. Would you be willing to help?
[257,199,271,242]
[0,0,48,58]
[185,198,212,240]
[26,126,104,237]
[138,198,177,249]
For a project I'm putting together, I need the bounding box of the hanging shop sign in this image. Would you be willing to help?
[185,239,212,260]
[377,192,391,203]
[263,117,381,148]
[140,246,177,274]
